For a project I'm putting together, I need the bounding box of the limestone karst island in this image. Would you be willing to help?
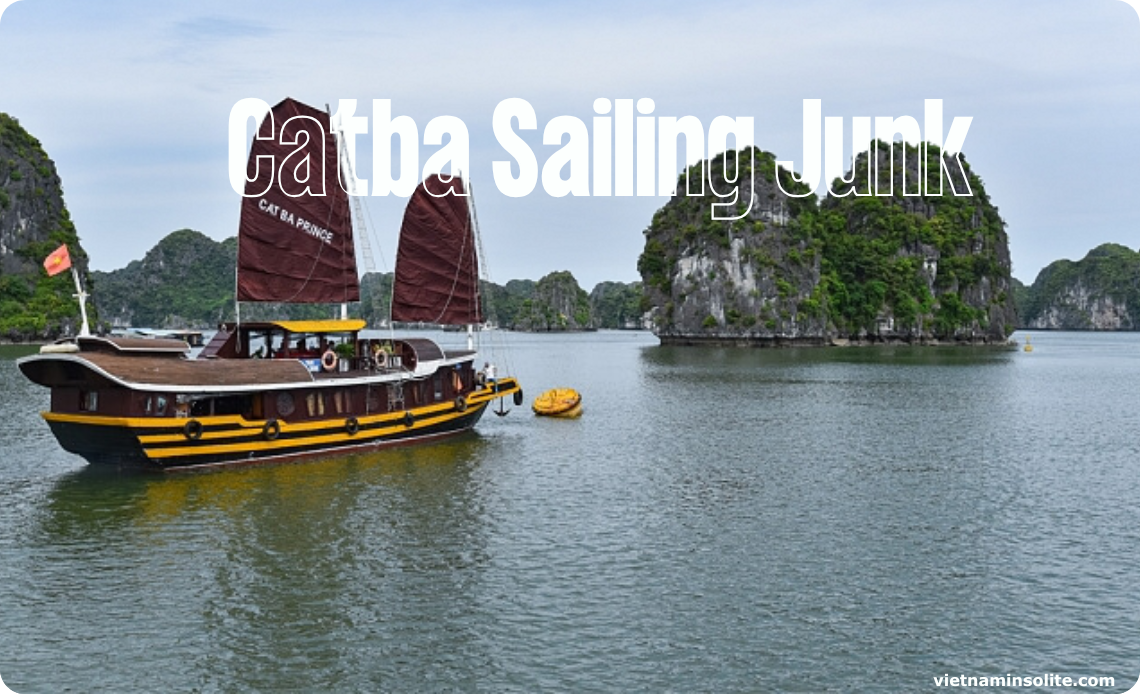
[638,144,1017,345]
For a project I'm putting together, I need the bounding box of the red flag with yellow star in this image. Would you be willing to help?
[43,244,71,277]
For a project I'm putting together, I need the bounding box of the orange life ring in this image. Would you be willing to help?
[321,350,338,372]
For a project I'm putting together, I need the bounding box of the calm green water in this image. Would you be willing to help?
[1,331,1139,693]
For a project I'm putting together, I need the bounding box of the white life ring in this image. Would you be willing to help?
[373,347,389,369]
[321,350,338,372]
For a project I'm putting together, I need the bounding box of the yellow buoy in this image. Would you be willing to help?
[532,388,582,418]
[1023,335,1033,353]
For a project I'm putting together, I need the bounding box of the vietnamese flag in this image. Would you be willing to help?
[43,244,71,277]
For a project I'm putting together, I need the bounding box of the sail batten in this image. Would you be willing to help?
[391,175,483,326]
[237,98,359,304]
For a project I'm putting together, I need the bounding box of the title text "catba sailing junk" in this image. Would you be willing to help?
[228,98,974,221]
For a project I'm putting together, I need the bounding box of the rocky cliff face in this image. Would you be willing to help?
[0,113,93,340]
[1019,244,1140,330]
[639,143,1016,345]
[589,281,646,329]
[511,271,594,331]
[90,231,619,332]
[92,229,237,328]
[819,141,1016,342]
[92,229,360,328]
[639,149,827,343]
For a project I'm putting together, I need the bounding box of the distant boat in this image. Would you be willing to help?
[18,97,521,470]
[127,328,206,347]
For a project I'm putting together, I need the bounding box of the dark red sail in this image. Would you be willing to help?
[237,97,359,303]
[391,175,483,325]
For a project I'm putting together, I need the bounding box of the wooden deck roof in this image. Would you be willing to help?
[81,353,316,387]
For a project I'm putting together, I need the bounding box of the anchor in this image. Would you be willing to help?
[492,383,523,417]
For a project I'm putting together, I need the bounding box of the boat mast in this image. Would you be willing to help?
[464,172,474,351]
[330,103,375,325]
[70,266,90,336]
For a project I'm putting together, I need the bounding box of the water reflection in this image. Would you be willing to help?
[27,436,498,691]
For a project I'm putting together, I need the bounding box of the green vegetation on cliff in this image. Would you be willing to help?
[93,229,374,328]
[589,281,644,329]
[93,230,236,328]
[481,279,535,328]
[91,230,636,332]
[0,113,94,340]
[639,141,1016,343]
[510,271,594,331]
[1018,243,1140,330]
[811,141,1012,337]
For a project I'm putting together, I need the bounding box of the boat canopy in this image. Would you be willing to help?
[259,319,367,334]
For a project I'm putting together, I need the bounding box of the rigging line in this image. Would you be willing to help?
[275,120,340,306]
[382,200,401,346]
[357,194,396,343]
[278,107,357,308]
[331,113,374,309]
[233,265,241,352]
[331,110,359,308]
[467,177,514,377]
[275,196,331,304]
[429,175,475,326]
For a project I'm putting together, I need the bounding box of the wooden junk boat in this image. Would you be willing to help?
[17,97,521,470]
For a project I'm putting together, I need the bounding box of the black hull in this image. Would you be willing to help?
[47,403,491,472]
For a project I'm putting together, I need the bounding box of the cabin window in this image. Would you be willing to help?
[276,392,296,417]
[144,395,152,415]
[213,395,249,417]
[333,390,347,415]
[155,396,168,416]
[433,373,443,402]
[80,390,98,412]
[305,392,325,418]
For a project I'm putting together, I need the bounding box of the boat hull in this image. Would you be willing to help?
[44,400,489,470]
[20,331,523,472]
[40,380,521,471]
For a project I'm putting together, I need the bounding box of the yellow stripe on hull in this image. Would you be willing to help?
[145,406,485,459]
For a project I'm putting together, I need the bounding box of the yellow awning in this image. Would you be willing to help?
[268,319,367,334]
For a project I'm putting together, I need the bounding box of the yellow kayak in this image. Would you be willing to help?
[532,388,582,418]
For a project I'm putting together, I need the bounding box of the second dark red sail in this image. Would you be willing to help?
[391,175,483,326]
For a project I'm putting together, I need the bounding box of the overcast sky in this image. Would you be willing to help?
[1,0,1138,289]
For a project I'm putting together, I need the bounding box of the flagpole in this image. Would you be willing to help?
[70,266,90,337]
